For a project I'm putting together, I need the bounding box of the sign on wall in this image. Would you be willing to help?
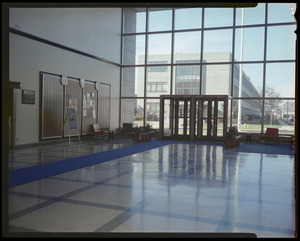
[22,89,35,104]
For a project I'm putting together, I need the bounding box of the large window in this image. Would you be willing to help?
[203,29,233,62]
[147,33,172,64]
[121,3,296,134]
[234,27,265,61]
[174,31,201,63]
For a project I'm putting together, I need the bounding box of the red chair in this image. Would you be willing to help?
[290,135,295,150]
[91,124,109,139]
[260,128,279,144]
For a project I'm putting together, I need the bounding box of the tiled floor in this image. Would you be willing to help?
[7,137,296,237]
[8,136,134,170]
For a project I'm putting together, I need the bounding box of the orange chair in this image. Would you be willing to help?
[91,124,109,139]
[260,128,279,144]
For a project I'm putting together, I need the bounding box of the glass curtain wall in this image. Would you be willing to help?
[121,4,296,134]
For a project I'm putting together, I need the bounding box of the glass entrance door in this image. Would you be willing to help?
[161,97,191,139]
[160,95,228,141]
[195,98,227,141]
[171,98,191,138]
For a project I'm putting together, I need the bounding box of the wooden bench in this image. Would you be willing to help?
[91,124,109,139]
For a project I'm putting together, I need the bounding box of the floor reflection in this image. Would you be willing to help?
[8,140,295,237]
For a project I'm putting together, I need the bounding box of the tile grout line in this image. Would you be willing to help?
[93,176,187,232]
[9,170,132,221]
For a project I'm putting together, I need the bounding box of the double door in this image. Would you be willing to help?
[160,95,228,141]
[169,98,191,137]
[194,98,227,141]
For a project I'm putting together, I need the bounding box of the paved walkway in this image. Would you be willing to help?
[278,119,293,131]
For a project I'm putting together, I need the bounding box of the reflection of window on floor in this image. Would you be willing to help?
[147,82,168,92]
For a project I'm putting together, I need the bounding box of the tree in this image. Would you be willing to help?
[242,85,282,126]
[263,86,282,125]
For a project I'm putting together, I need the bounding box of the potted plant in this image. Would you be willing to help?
[131,124,153,142]
[224,126,241,148]
[140,124,153,141]
[131,126,142,142]
[141,124,152,133]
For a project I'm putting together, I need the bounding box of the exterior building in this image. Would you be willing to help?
[123,52,262,126]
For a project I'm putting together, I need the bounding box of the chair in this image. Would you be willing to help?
[290,135,295,150]
[91,124,109,139]
[122,123,134,136]
[260,128,279,144]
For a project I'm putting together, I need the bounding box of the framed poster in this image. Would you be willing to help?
[66,107,78,130]
[22,90,35,104]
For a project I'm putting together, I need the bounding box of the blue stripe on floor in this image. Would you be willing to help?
[9,140,292,187]
[9,140,173,187]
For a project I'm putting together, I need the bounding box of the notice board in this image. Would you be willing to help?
[66,107,78,130]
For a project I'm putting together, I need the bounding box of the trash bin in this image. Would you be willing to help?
[246,133,252,143]
[108,131,114,141]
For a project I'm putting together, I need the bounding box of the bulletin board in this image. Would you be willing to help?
[82,81,98,135]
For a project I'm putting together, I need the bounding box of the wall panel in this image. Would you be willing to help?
[98,83,111,129]
[41,74,63,139]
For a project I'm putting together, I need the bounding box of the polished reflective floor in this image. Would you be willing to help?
[8,138,295,237]
[8,137,134,170]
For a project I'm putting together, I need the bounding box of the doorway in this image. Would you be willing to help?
[160,95,228,141]
[194,98,228,141]
[169,97,191,139]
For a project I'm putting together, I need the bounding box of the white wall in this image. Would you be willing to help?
[10,8,121,63]
[9,8,122,145]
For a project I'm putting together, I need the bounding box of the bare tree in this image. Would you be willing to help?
[263,86,282,125]
[236,85,282,125]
